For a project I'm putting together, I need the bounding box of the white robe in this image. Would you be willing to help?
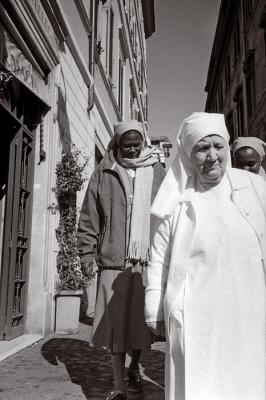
[145,169,266,400]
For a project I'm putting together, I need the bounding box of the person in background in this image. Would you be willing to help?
[145,112,266,400]
[77,120,165,400]
[232,136,266,175]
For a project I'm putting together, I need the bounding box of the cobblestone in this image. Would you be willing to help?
[0,320,165,400]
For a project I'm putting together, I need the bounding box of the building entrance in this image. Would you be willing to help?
[0,103,35,340]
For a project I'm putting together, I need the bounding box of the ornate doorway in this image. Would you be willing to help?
[0,103,35,340]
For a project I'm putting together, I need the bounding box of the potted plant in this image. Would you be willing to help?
[54,145,93,334]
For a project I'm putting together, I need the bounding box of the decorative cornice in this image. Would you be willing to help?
[5,0,60,73]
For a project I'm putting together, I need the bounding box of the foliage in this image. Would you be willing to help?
[55,145,91,291]
[55,145,89,197]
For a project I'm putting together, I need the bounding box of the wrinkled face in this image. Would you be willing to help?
[119,130,143,159]
[191,135,228,186]
[234,147,261,174]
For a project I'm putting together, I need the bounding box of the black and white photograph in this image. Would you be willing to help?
[0,1,265,399]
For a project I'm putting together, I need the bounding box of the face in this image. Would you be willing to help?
[119,130,143,159]
[191,135,228,186]
[234,147,261,174]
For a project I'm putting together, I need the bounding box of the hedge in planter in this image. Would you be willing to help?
[54,145,93,333]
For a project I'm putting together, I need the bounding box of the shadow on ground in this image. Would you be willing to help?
[41,338,164,400]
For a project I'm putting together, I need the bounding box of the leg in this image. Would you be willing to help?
[111,352,126,394]
[128,349,141,370]
[128,349,143,393]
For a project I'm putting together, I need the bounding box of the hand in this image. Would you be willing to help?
[81,262,94,278]
[147,320,165,337]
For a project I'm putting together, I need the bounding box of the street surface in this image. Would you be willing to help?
[0,319,165,400]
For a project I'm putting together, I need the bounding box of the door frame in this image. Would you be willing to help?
[0,101,36,340]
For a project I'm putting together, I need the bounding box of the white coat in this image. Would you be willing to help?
[145,168,266,400]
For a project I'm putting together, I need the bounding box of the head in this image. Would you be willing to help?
[178,112,230,187]
[234,146,261,174]
[191,135,228,185]
[232,137,266,175]
[150,113,230,218]
[111,120,144,159]
[118,129,143,159]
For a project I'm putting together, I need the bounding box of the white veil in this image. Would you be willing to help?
[151,112,231,218]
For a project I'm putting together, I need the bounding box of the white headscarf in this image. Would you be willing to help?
[114,120,144,139]
[151,112,230,218]
[108,120,144,152]
[107,119,159,168]
[232,137,266,161]
[232,137,266,176]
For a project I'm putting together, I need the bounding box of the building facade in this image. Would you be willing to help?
[0,0,155,353]
[149,136,172,166]
[205,0,266,147]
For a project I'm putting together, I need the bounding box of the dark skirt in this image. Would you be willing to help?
[91,267,151,353]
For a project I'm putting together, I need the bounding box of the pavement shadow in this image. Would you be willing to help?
[41,338,165,399]
[41,338,112,399]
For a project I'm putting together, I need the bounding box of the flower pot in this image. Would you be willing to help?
[55,290,83,334]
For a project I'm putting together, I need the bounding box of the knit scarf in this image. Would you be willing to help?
[116,147,159,263]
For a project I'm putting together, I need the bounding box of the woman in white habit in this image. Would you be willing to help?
[145,112,266,400]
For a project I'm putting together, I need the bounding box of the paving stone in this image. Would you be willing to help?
[0,321,165,400]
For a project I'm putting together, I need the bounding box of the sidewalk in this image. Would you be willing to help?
[0,319,165,400]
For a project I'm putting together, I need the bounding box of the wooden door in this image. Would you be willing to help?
[0,105,35,340]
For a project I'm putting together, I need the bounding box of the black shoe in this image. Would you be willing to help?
[128,369,143,393]
[105,391,126,400]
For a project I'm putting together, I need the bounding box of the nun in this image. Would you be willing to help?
[233,136,266,175]
[145,112,266,400]
[78,120,165,400]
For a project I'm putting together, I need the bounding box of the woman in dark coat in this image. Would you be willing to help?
[77,120,165,400]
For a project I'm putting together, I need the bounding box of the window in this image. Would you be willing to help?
[243,0,253,24]
[138,60,145,92]
[130,92,134,119]
[233,86,244,137]
[259,5,266,60]
[130,18,136,57]
[118,45,125,116]
[264,30,266,60]
[109,7,114,79]
[225,56,231,91]
[237,97,244,137]
[130,79,136,119]
[143,93,148,120]
[221,0,229,14]
[105,6,114,80]
[213,97,218,113]
[218,81,223,111]
[234,18,241,63]
[244,50,256,118]
[226,111,234,142]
